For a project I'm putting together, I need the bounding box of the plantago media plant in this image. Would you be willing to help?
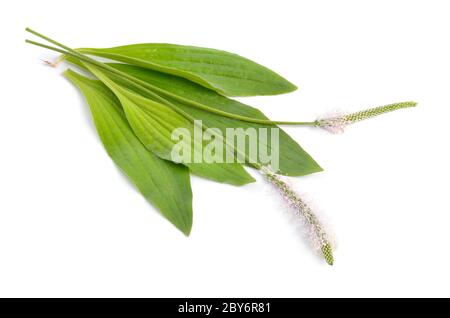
[26,27,416,265]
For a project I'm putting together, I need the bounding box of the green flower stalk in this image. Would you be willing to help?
[261,167,334,265]
[316,101,417,134]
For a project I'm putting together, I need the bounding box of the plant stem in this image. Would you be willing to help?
[25,28,316,127]
[26,39,219,126]
[25,35,263,170]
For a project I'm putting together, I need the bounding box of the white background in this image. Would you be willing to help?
[1,0,449,297]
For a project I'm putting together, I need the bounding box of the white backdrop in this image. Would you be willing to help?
[1,0,449,297]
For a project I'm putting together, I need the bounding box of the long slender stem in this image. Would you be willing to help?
[25,37,263,169]
[26,40,209,122]
[25,28,316,127]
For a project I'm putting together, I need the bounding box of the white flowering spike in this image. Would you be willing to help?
[316,101,417,134]
[260,166,334,265]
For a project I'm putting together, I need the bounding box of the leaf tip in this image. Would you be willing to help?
[230,174,256,186]
[182,227,192,237]
[286,82,298,93]
[177,219,192,237]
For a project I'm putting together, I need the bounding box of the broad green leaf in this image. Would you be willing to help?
[64,69,193,235]
[84,63,256,186]
[77,44,297,97]
[102,63,323,176]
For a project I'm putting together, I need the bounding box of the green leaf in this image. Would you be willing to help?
[102,63,322,176]
[83,63,256,186]
[64,69,193,235]
[77,44,297,97]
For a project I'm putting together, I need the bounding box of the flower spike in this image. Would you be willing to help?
[261,166,335,265]
[317,101,417,134]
